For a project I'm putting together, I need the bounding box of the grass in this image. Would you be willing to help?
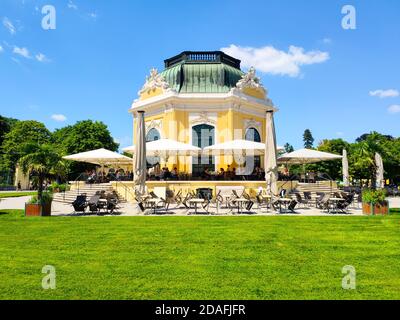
[0,192,36,199]
[0,210,399,300]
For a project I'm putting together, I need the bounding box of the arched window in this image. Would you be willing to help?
[146,128,161,142]
[245,127,261,143]
[192,124,215,176]
[245,127,261,171]
[146,128,161,167]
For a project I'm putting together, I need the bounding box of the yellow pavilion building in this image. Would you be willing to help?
[129,51,277,177]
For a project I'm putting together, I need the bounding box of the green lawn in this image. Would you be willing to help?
[0,192,36,199]
[0,209,399,300]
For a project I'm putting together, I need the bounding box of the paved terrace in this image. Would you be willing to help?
[2,194,399,217]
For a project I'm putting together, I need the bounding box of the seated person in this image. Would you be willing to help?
[171,167,178,179]
[161,167,171,180]
[217,168,225,180]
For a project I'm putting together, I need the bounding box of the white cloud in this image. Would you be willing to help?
[88,12,97,19]
[369,89,399,98]
[322,38,332,44]
[388,105,400,114]
[67,0,78,10]
[3,17,16,35]
[221,44,329,77]
[0,45,3,53]
[35,53,50,63]
[51,114,67,122]
[13,46,31,59]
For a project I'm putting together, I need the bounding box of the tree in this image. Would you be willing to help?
[315,139,350,180]
[284,143,294,153]
[303,129,314,149]
[19,143,66,201]
[350,132,385,188]
[53,120,119,154]
[2,120,51,173]
[52,120,119,178]
[0,115,18,146]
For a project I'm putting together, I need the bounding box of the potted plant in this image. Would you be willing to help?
[25,192,53,216]
[19,143,66,217]
[362,189,389,215]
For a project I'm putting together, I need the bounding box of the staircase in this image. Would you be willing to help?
[53,183,120,204]
[292,182,340,195]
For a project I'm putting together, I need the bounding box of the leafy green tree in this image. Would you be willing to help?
[2,120,51,173]
[19,143,66,201]
[0,115,18,146]
[284,143,294,153]
[314,139,350,180]
[52,120,119,178]
[349,132,386,188]
[53,120,118,154]
[303,129,314,149]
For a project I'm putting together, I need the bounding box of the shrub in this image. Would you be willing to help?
[28,192,53,205]
[362,189,387,205]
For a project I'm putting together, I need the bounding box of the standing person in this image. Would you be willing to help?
[17,181,21,191]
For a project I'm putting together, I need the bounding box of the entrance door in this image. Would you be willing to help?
[192,124,215,176]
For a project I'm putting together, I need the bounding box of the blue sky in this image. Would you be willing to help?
[0,0,399,150]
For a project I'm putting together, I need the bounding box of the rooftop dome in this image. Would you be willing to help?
[160,51,244,94]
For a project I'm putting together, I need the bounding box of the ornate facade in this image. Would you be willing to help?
[129,51,276,174]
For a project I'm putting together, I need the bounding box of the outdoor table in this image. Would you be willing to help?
[260,195,272,211]
[278,198,292,213]
[234,198,250,214]
[328,197,345,213]
[98,199,108,212]
[310,194,320,208]
[146,198,159,214]
[189,198,206,215]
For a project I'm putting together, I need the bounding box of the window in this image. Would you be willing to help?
[192,124,215,176]
[146,128,161,167]
[146,128,161,142]
[245,127,261,170]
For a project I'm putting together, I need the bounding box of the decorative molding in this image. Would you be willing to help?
[189,111,217,126]
[244,119,262,133]
[138,68,173,95]
[235,67,267,95]
[145,119,163,136]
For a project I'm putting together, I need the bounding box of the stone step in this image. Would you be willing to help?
[53,183,126,204]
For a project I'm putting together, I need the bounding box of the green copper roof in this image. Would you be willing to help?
[160,51,244,94]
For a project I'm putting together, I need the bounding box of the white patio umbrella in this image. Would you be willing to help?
[147,139,201,159]
[264,111,279,196]
[342,149,350,187]
[124,139,201,163]
[63,148,133,166]
[134,111,147,195]
[204,139,266,175]
[278,148,342,164]
[375,152,384,189]
[203,139,266,156]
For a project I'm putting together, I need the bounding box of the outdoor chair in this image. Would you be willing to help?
[337,194,354,213]
[216,186,245,208]
[150,187,169,213]
[166,189,183,209]
[317,193,330,211]
[287,200,298,213]
[105,192,120,214]
[88,194,101,214]
[270,196,281,212]
[304,192,312,201]
[242,191,255,212]
[72,194,87,213]
[294,193,309,208]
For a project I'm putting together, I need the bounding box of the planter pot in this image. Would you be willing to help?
[25,203,52,217]
[362,201,389,215]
